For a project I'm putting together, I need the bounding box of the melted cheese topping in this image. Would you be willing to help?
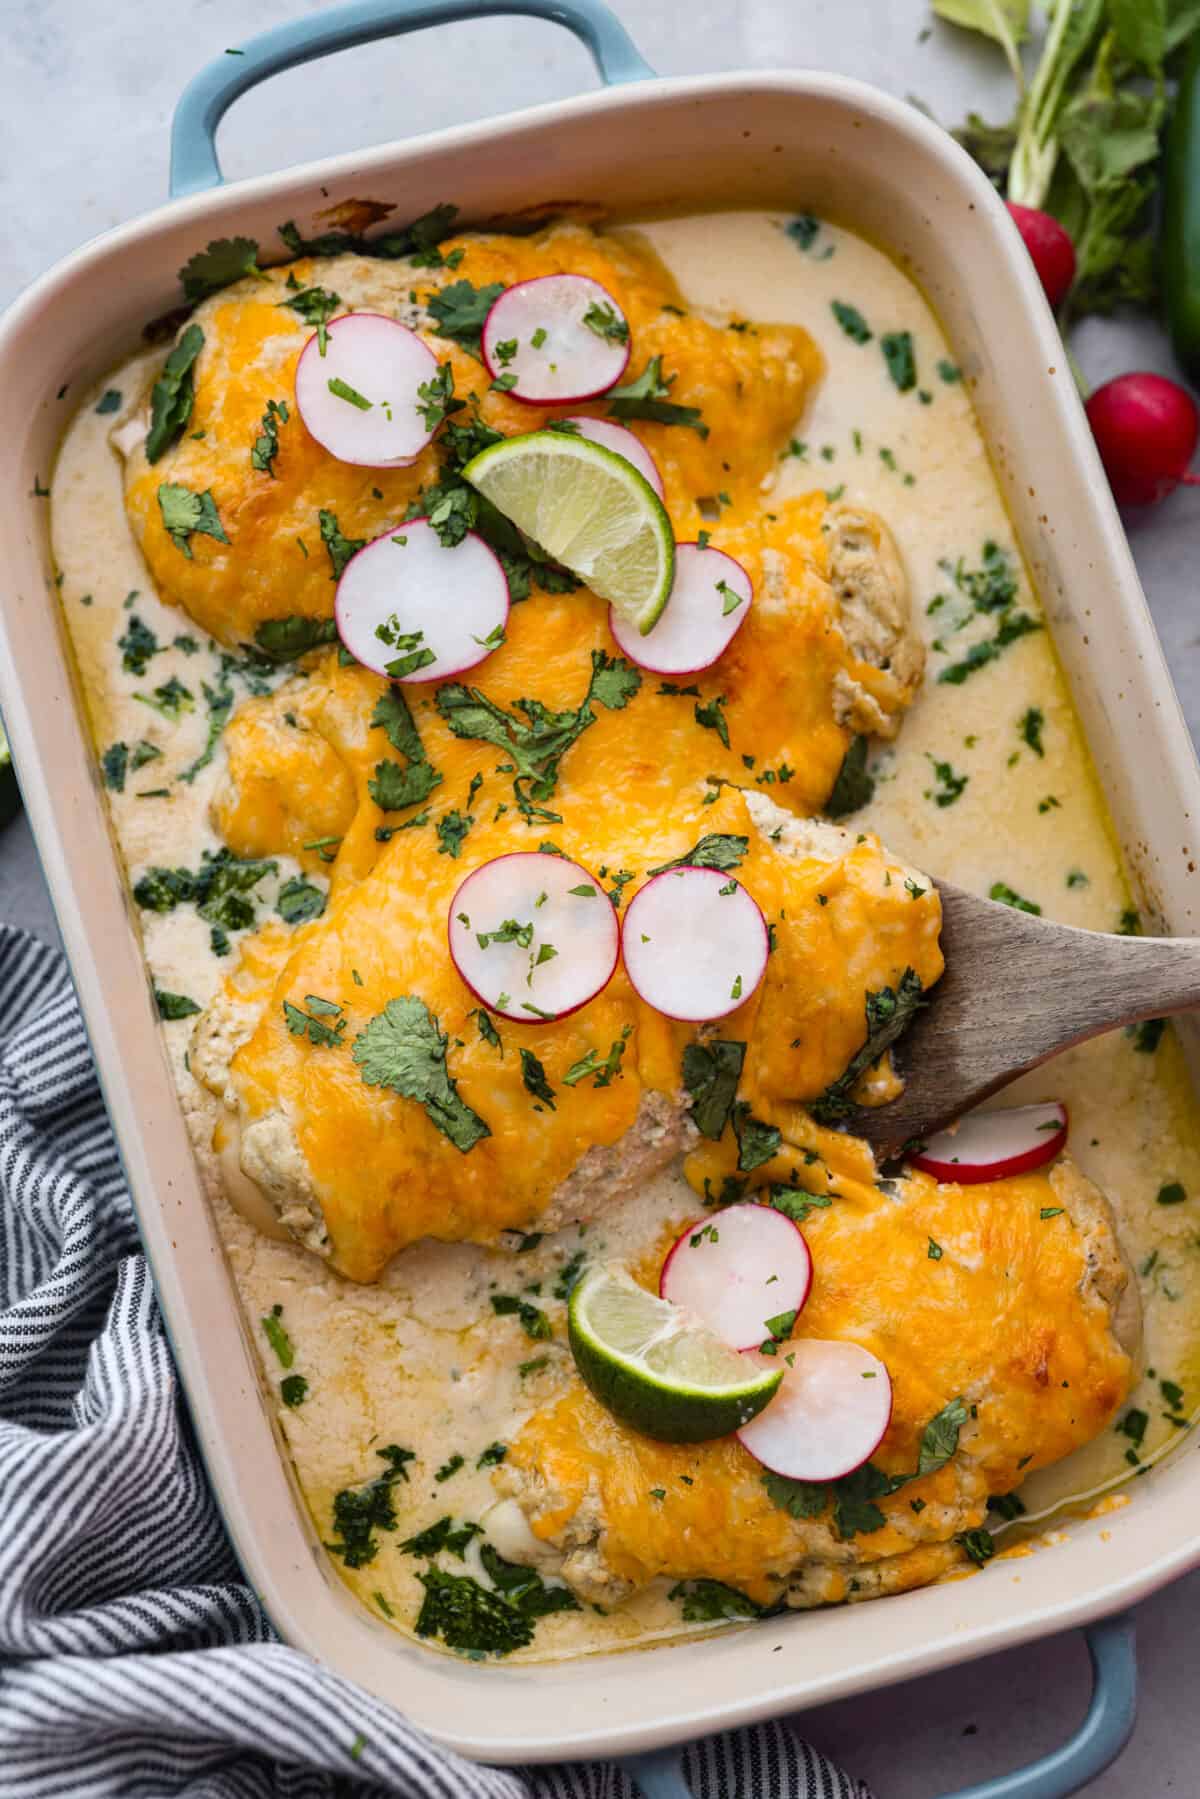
[504,1160,1133,1603]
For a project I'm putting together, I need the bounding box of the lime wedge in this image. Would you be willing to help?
[463,430,675,635]
[567,1264,782,1442]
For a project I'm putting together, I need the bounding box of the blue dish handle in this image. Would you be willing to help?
[170,0,656,196]
[625,1613,1137,1799]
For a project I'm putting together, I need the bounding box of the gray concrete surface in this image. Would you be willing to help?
[2,0,1198,1789]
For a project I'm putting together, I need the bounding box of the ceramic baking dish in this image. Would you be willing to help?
[2,1,1197,1791]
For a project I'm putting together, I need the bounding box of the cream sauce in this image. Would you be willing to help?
[49,209,1200,1661]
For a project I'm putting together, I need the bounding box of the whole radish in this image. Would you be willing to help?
[1085,373,1200,507]
[1007,203,1076,311]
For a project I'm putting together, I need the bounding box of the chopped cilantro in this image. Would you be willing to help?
[326,1445,416,1568]
[426,279,506,358]
[582,301,629,343]
[989,881,1041,915]
[476,1441,508,1468]
[917,1396,968,1475]
[731,1102,782,1172]
[491,1292,552,1340]
[957,1528,996,1566]
[400,1515,483,1558]
[769,1187,833,1224]
[668,1579,767,1622]
[693,692,730,747]
[435,1453,465,1483]
[563,1030,630,1088]
[826,734,874,819]
[283,995,347,1049]
[810,968,925,1124]
[647,833,748,876]
[277,874,327,925]
[353,995,490,1152]
[260,1304,294,1368]
[1019,706,1045,757]
[178,236,261,302]
[154,989,201,1021]
[280,1374,308,1407]
[925,754,968,807]
[519,1047,556,1111]
[253,615,339,662]
[281,284,341,354]
[145,324,205,463]
[369,684,443,812]
[681,1039,746,1139]
[436,808,474,858]
[95,389,122,414]
[606,355,708,435]
[1157,1181,1187,1205]
[435,651,639,822]
[102,742,129,792]
[118,614,159,676]
[831,300,872,342]
[250,397,289,476]
[319,508,365,580]
[157,483,229,558]
[880,330,916,391]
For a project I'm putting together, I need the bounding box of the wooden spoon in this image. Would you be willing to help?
[837,881,1200,1158]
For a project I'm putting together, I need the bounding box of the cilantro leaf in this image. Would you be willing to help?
[769,1187,833,1223]
[414,1565,536,1655]
[281,285,341,354]
[277,875,327,924]
[435,651,639,821]
[693,692,730,747]
[917,1396,969,1475]
[880,329,917,392]
[134,848,276,933]
[251,397,289,477]
[937,610,1041,684]
[252,615,339,662]
[648,833,748,876]
[831,300,872,342]
[681,1039,746,1139]
[178,236,261,302]
[491,1292,553,1339]
[606,355,708,436]
[145,324,204,463]
[760,1471,829,1519]
[368,685,443,812]
[426,279,506,357]
[436,808,474,858]
[731,1102,782,1172]
[326,1445,416,1568]
[154,988,201,1021]
[283,995,346,1049]
[180,678,235,784]
[279,202,458,262]
[400,1515,483,1558]
[157,483,229,558]
[519,1048,556,1110]
[810,968,925,1123]
[831,1461,893,1538]
[667,1579,767,1622]
[260,1304,295,1367]
[956,1526,997,1566]
[118,615,159,677]
[102,742,128,792]
[479,1543,580,1618]
[353,995,490,1152]
[826,734,874,819]
[318,508,364,580]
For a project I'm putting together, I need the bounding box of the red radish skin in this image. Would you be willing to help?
[335,519,509,681]
[1085,374,1200,507]
[911,1101,1068,1185]
[659,1204,813,1351]
[609,543,753,676]
[1007,203,1076,311]
[621,868,769,1022]
[481,276,631,405]
[293,314,440,467]
[736,1338,893,1483]
[562,416,664,497]
[448,852,619,1023]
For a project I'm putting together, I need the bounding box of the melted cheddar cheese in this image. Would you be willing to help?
[501,1159,1135,1603]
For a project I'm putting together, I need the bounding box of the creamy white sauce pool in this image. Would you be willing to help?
[49,209,1200,1660]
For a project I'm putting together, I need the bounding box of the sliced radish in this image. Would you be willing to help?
[910,1101,1068,1185]
[562,417,664,497]
[660,1204,812,1352]
[737,1339,893,1483]
[294,313,439,467]
[481,276,631,405]
[621,869,767,1022]
[336,519,509,683]
[448,852,619,1023]
[610,543,752,676]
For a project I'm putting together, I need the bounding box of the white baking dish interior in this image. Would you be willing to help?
[2,71,1199,1764]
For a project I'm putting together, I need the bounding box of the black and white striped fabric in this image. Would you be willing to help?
[0,924,872,1799]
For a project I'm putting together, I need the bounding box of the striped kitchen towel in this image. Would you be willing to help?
[0,923,871,1799]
